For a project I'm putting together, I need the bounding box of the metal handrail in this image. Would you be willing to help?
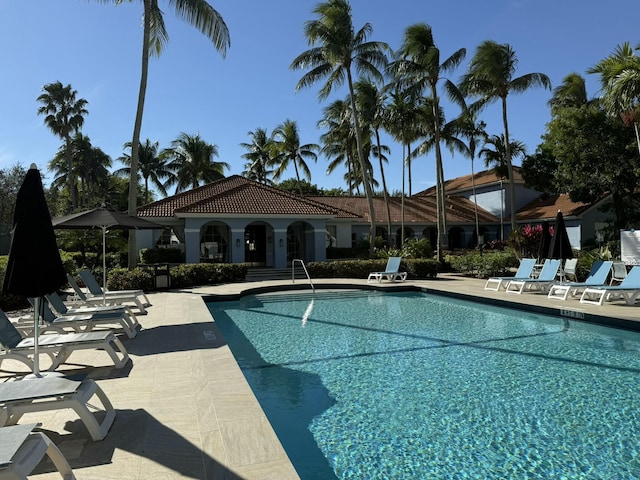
[292,259,315,292]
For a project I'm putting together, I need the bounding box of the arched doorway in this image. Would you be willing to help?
[423,227,437,250]
[287,221,314,263]
[395,227,414,248]
[200,222,230,262]
[448,226,465,249]
[244,222,269,266]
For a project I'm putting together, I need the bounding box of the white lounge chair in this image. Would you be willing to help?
[580,266,640,306]
[67,274,148,315]
[547,261,613,301]
[78,270,151,313]
[505,259,561,294]
[559,258,578,282]
[42,292,140,339]
[610,261,628,285]
[0,423,75,479]
[0,311,129,372]
[367,257,407,283]
[484,258,537,291]
[0,376,115,442]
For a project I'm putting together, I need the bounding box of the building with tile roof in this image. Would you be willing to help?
[135,171,611,267]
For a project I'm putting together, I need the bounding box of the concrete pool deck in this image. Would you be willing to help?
[5,274,638,479]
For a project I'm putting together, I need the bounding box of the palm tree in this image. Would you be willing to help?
[290,0,389,256]
[588,42,640,155]
[48,133,111,209]
[240,128,275,184]
[389,23,466,260]
[115,139,174,204]
[319,99,358,194]
[37,81,88,210]
[384,88,421,246]
[478,134,527,179]
[548,72,590,112]
[164,132,229,193]
[110,0,230,267]
[355,79,393,246]
[271,119,319,195]
[454,111,487,248]
[460,40,551,232]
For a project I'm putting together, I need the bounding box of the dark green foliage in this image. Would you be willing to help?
[306,259,439,279]
[447,251,518,278]
[140,247,185,264]
[326,247,359,259]
[168,263,248,288]
[107,267,155,291]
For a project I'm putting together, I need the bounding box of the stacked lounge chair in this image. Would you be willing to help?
[547,261,613,301]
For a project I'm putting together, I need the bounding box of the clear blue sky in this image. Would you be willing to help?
[0,0,638,197]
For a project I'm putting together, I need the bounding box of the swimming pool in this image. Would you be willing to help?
[208,290,640,479]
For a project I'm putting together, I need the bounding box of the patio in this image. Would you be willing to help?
[3,275,638,479]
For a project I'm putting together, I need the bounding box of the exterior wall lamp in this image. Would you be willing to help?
[236,238,241,248]
[279,238,284,247]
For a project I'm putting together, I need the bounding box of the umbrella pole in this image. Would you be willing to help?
[33,297,41,377]
[102,226,107,306]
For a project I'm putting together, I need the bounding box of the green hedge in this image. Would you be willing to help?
[104,263,248,290]
[307,258,439,279]
[447,252,518,278]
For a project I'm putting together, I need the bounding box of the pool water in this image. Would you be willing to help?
[208,290,640,479]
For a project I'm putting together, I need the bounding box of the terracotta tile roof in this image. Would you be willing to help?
[415,168,524,196]
[137,175,359,218]
[516,194,593,220]
[308,195,498,224]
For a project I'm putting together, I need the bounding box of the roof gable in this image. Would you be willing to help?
[137,176,358,218]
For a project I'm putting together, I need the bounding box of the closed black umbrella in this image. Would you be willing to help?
[3,164,67,376]
[539,220,552,260]
[52,205,162,302]
[548,210,573,260]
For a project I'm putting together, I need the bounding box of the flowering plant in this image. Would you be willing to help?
[509,223,553,259]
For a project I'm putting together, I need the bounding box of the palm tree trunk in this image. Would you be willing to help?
[293,160,303,196]
[64,133,77,210]
[634,121,640,156]
[471,157,480,247]
[346,69,376,257]
[375,129,392,248]
[501,96,517,233]
[127,0,151,268]
[432,91,447,262]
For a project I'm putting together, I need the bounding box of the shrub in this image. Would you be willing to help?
[306,258,439,280]
[447,251,518,278]
[107,267,154,291]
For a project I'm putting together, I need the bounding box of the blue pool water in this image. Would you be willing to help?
[208,290,640,479]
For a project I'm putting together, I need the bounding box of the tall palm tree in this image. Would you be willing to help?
[355,79,392,246]
[548,72,590,112]
[109,0,230,267]
[48,133,111,209]
[37,81,88,210]
[318,99,358,194]
[115,139,174,204]
[290,0,389,256]
[588,42,640,155]
[460,40,551,232]
[384,88,421,246]
[271,119,319,195]
[389,23,466,260]
[164,132,229,193]
[478,134,526,179]
[240,128,275,184]
[454,111,487,247]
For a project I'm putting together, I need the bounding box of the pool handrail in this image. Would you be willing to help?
[292,259,315,292]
